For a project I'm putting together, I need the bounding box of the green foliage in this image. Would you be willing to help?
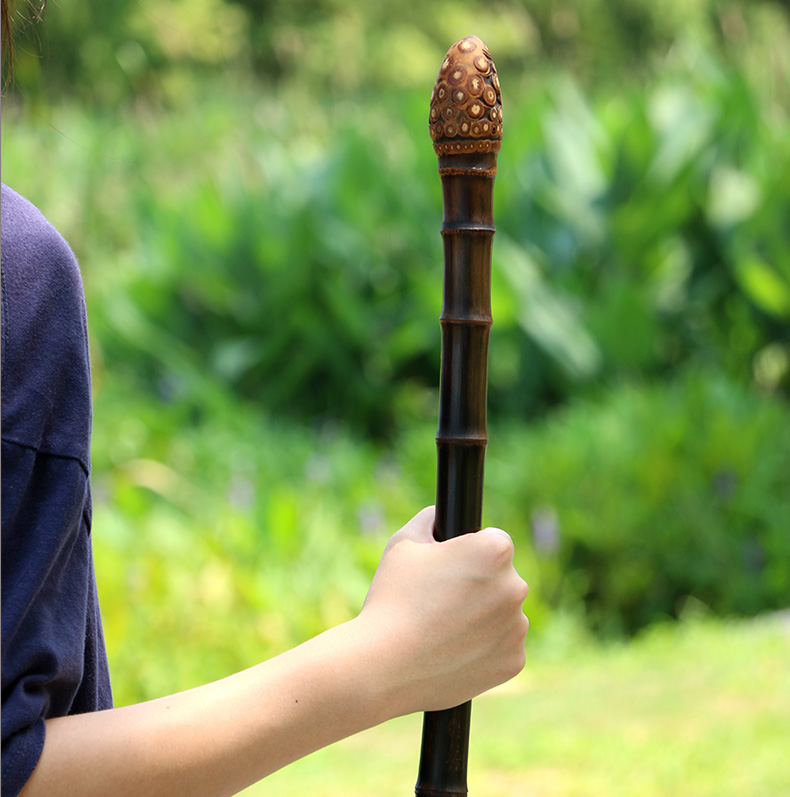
[489,371,790,636]
[81,61,790,431]
[90,367,788,708]
[8,0,790,107]
[101,104,442,433]
[493,58,790,407]
[5,45,788,435]
[91,383,422,704]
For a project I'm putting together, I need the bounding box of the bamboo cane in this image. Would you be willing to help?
[415,36,502,797]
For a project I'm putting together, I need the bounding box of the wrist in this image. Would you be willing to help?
[347,610,425,720]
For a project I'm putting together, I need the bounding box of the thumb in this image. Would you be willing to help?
[396,506,436,544]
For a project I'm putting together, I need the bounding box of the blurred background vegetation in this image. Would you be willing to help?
[2,0,790,789]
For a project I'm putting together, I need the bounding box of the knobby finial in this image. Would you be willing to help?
[429,35,502,156]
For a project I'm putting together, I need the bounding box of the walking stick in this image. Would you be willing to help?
[415,36,502,797]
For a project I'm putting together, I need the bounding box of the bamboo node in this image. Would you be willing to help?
[435,434,489,446]
[437,166,497,178]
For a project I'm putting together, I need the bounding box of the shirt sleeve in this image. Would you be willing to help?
[1,184,112,796]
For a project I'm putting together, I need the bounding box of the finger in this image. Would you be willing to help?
[485,527,516,565]
[449,526,515,564]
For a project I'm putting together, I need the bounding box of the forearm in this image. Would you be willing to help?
[20,508,529,796]
[22,616,399,797]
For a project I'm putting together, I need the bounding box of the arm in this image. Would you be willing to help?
[21,507,529,797]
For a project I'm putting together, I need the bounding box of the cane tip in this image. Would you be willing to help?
[429,36,502,157]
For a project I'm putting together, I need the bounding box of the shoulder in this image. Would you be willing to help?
[1,184,92,468]
[1,183,85,304]
[2,182,67,237]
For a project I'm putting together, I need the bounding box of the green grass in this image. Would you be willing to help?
[243,615,790,796]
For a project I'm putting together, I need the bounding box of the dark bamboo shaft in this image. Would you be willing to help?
[416,36,501,797]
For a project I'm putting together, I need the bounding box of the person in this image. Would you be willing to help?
[0,8,529,797]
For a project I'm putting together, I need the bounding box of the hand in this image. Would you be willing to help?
[358,506,529,715]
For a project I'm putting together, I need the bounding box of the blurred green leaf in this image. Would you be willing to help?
[497,237,602,380]
[734,255,790,318]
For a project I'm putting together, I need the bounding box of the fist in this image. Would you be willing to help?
[359,506,529,714]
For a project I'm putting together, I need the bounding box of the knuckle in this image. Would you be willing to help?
[504,644,526,680]
[495,618,529,682]
[482,527,515,562]
[506,575,529,606]
[511,611,529,641]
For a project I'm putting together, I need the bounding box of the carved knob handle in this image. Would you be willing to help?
[429,35,502,156]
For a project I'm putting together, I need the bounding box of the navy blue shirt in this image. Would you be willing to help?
[1,184,113,796]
